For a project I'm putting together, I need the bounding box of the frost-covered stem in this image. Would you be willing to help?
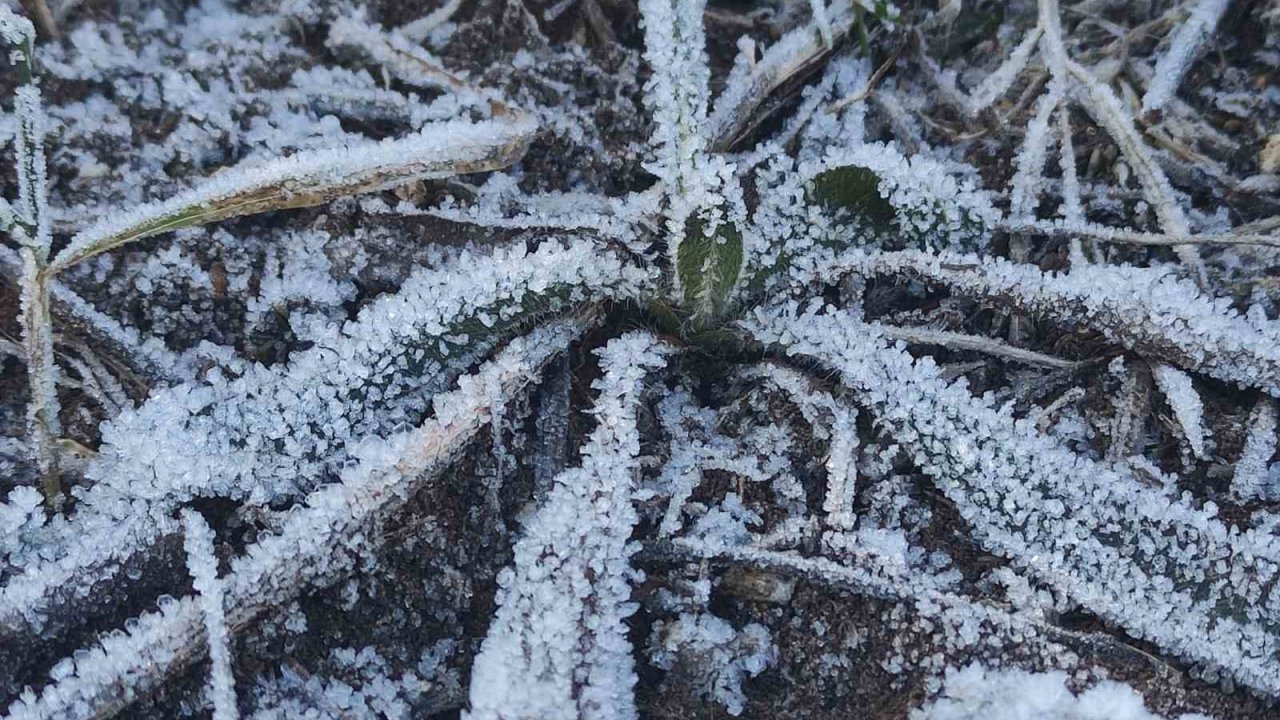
[180,510,238,720]
[1008,86,1061,222]
[748,307,1280,696]
[467,333,670,720]
[998,218,1280,248]
[962,26,1044,116]
[1233,398,1278,503]
[799,249,1280,396]
[1,320,586,720]
[2,8,59,499]
[1036,0,1204,278]
[1141,0,1231,115]
[879,324,1082,370]
[397,0,463,41]
[1056,108,1088,264]
[658,538,1080,659]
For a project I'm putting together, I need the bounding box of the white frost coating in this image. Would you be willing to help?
[797,249,1280,396]
[2,321,584,720]
[0,240,647,639]
[745,363,858,530]
[1233,399,1278,503]
[181,510,238,720]
[911,663,1213,720]
[1152,363,1208,459]
[48,116,536,273]
[962,27,1044,116]
[747,305,1280,696]
[638,0,711,219]
[0,245,194,382]
[1008,86,1062,221]
[466,333,670,720]
[648,612,775,716]
[1141,0,1231,115]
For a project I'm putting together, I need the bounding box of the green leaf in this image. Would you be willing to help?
[677,213,744,323]
[809,165,895,222]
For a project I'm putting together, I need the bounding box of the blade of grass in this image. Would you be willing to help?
[46,116,536,274]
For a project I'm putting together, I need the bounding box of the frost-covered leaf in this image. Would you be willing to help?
[677,213,745,322]
[48,117,536,273]
[467,333,670,720]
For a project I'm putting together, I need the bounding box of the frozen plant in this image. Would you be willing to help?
[1,1,1277,719]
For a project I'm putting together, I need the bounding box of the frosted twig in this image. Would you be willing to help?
[1141,0,1231,115]
[328,15,483,98]
[879,324,1084,370]
[1056,108,1087,264]
[961,26,1044,116]
[180,510,238,720]
[48,117,535,273]
[397,0,464,41]
[1,320,586,720]
[660,537,1080,659]
[1037,0,1204,278]
[997,219,1280,248]
[1008,86,1062,221]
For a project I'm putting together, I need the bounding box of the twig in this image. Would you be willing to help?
[999,219,1280,248]
[827,36,903,113]
[17,0,56,39]
[879,324,1084,370]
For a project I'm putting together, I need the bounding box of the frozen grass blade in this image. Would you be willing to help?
[799,249,1280,396]
[47,116,536,274]
[1141,0,1231,115]
[467,333,670,720]
[180,510,238,720]
[1,6,59,499]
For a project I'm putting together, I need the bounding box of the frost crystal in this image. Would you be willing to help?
[912,663,1212,720]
